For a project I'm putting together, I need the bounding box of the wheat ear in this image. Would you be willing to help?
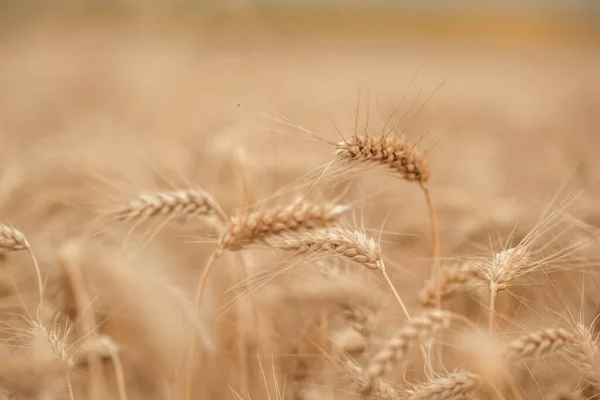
[108,188,226,225]
[418,262,483,307]
[335,134,441,308]
[363,310,453,394]
[504,327,575,361]
[0,224,45,319]
[184,200,347,400]
[268,227,410,318]
[406,370,481,400]
[480,246,530,333]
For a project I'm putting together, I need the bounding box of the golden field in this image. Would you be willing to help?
[1,4,600,399]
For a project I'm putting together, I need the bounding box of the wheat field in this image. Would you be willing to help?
[1,4,600,400]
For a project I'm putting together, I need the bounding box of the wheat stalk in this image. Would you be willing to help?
[504,327,575,361]
[363,310,453,394]
[335,134,441,309]
[57,240,107,400]
[406,371,481,400]
[108,188,226,225]
[418,262,483,307]
[0,224,45,319]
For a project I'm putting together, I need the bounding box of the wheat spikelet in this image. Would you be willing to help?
[504,327,575,361]
[482,246,530,292]
[418,262,483,307]
[363,310,453,393]
[108,188,225,224]
[0,224,29,252]
[406,371,481,400]
[336,134,429,182]
[219,200,348,251]
[267,228,383,271]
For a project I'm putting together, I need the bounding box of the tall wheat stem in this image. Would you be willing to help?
[420,183,441,310]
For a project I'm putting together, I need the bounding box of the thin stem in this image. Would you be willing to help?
[65,371,75,400]
[380,269,410,320]
[28,247,45,321]
[488,285,498,333]
[110,346,128,400]
[420,184,441,310]
[184,247,222,400]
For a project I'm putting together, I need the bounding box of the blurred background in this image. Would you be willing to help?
[1,0,599,226]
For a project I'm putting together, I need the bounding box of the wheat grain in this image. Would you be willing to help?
[363,310,453,393]
[406,371,480,400]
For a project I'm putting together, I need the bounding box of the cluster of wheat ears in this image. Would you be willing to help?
[0,124,598,400]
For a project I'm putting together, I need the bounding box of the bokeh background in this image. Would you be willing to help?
[1,2,600,399]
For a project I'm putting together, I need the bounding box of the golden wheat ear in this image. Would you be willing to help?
[335,133,441,308]
[106,188,226,227]
[267,227,410,318]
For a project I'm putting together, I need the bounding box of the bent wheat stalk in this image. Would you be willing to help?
[184,200,347,400]
[0,224,45,319]
[268,228,410,318]
[335,134,441,308]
